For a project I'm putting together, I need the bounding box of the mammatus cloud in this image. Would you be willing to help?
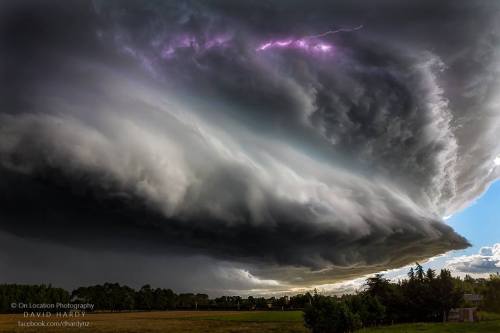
[0,0,499,292]
[446,244,500,275]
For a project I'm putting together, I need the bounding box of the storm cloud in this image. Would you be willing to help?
[0,0,499,292]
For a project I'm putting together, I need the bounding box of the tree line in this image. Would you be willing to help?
[304,264,500,333]
[0,283,310,313]
[1,264,499,320]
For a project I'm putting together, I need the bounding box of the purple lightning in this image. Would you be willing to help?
[256,25,363,54]
[118,25,363,78]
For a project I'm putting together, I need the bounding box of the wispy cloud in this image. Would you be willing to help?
[446,244,500,276]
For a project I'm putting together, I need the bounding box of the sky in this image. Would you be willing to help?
[448,180,500,255]
[0,0,499,296]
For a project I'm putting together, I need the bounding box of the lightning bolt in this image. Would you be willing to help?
[256,25,363,53]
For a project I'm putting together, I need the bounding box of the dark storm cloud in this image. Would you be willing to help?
[0,232,279,295]
[0,0,499,290]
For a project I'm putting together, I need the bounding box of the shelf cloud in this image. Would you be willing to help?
[0,0,499,292]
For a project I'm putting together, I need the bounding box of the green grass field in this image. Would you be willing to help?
[0,311,499,333]
[360,312,500,333]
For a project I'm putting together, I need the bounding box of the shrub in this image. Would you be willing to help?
[304,294,361,333]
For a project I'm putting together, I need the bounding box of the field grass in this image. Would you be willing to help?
[0,311,307,333]
[360,321,500,333]
[360,312,500,333]
[183,311,304,322]
[0,310,499,333]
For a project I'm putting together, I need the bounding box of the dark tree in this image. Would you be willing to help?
[304,293,361,333]
[483,274,500,312]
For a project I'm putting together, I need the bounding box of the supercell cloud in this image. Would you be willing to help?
[0,0,499,292]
